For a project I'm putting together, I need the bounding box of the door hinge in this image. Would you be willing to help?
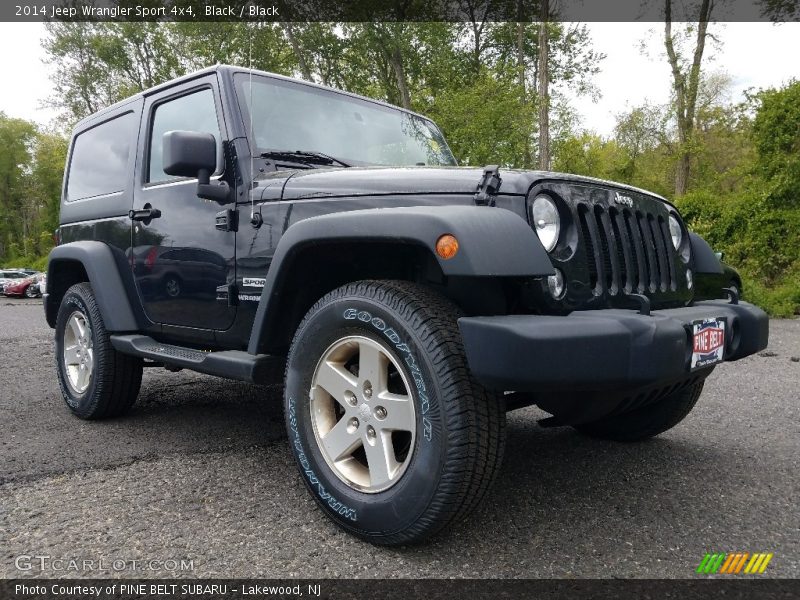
[474,165,502,207]
[215,209,238,232]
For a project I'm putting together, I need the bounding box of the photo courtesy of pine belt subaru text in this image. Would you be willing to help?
[45,65,769,545]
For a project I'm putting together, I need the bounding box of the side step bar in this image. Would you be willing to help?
[109,335,284,384]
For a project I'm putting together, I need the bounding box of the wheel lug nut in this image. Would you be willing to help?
[345,390,357,406]
[374,406,387,420]
[366,425,376,439]
[363,381,372,399]
[347,417,359,433]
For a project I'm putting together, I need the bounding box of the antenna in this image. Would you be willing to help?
[248,19,255,222]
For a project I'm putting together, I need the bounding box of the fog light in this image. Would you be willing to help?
[686,269,693,289]
[547,269,566,299]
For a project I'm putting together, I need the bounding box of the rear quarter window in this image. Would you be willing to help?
[66,112,136,202]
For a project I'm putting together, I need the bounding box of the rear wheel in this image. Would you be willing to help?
[164,275,181,298]
[284,280,505,545]
[55,282,143,419]
[25,285,39,298]
[574,381,705,442]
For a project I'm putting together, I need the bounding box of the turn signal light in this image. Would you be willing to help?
[435,234,459,260]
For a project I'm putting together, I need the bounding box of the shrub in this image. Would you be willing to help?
[676,191,800,316]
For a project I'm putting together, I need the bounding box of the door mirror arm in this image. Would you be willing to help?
[197,168,231,204]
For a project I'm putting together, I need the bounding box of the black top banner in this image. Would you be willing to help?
[3,0,799,23]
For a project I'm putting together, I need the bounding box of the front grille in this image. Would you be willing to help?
[577,202,678,296]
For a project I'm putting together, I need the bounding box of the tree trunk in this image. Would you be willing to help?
[389,46,412,110]
[465,1,487,76]
[282,23,312,81]
[517,16,533,167]
[516,20,526,92]
[664,0,712,196]
[537,0,550,170]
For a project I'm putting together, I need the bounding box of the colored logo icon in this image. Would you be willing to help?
[696,552,774,574]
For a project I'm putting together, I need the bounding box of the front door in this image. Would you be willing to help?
[131,77,236,331]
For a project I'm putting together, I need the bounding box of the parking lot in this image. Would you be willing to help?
[1,297,798,578]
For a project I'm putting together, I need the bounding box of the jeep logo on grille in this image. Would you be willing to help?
[613,192,634,207]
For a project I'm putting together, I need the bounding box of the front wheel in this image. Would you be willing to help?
[573,381,705,442]
[25,285,40,298]
[284,280,506,545]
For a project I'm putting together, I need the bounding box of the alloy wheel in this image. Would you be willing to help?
[63,310,94,394]
[309,335,416,493]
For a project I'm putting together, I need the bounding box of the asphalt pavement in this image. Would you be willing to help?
[1,298,798,579]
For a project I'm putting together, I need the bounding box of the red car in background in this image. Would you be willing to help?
[2,275,42,298]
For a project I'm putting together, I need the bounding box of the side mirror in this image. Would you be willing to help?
[162,130,230,203]
[714,251,724,261]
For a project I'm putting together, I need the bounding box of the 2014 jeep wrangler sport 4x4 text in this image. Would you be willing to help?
[46,66,769,545]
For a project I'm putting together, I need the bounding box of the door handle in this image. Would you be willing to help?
[129,205,161,222]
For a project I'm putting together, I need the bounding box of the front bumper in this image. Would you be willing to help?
[458,300,768,392]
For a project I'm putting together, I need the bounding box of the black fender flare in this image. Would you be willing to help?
[689,232,723,275]
[46,241,140,331]
[247,205,553,354]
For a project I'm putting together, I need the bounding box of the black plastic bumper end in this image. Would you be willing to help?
[458,301,768,392]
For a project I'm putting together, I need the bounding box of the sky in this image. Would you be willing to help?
[0,21,798,136]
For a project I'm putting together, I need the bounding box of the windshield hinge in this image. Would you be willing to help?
[474,165,502,206]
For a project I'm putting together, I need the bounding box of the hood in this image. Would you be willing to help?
[254,165,670,204]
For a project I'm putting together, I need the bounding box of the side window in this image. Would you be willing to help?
[66,112,135,202]
[148,88,221,183]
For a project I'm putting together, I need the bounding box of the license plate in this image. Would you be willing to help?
[691,318,726,370]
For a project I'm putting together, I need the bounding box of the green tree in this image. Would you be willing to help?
[0,115,67,264]
[31,131,69,236]
[43,22,119,121]
[487,20,604,168]
[551,132,627,181]
[751,80,800,207]
[427,69,534,167]
[0,114,38,258]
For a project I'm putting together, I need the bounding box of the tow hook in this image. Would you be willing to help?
[723,287,740,305]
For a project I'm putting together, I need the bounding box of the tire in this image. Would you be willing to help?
[284,280,506,545]
[574,381,705,442]
[25,285,39,298]
[55,282,143,419]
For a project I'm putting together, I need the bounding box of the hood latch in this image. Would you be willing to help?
[474,165,502,206]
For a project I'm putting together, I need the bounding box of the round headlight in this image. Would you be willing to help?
[531,195,561,252]
[668,213,682,250]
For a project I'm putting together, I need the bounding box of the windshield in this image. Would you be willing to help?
[234,74,457,167]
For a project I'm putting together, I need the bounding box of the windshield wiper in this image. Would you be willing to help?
[259,149,350,168]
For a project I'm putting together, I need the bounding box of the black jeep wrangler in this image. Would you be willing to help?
[46,65,768,545]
